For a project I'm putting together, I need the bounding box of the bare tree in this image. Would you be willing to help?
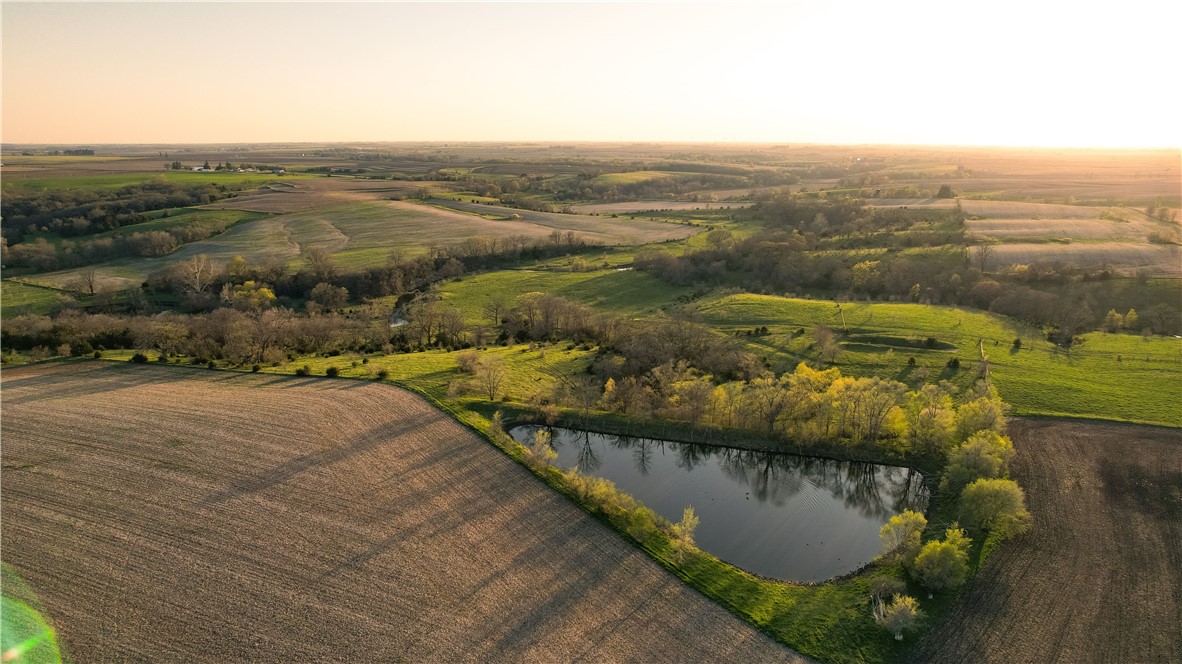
[178,254,218,294]
[475,356,507,401]
[972,242,996,273]
[482,297,508,327]
[69,267,99,296]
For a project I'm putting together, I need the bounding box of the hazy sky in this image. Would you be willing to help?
[3,1,1179,147]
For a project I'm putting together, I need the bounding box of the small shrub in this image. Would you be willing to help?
[207,360,217,369]
[295,365,311,377]
[325,366,340,378]
[924,337,938,348]
[456,349,479,374]
[251,364,261,373]
[907,356,916,367]
[93,350,103,359]
[946,357,960,370]
[375,368,390,380]
[131,353,149,363]
[362,357,370,364]
[1012,338,1022,349]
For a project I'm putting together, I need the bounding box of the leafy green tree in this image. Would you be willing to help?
[880,510,927,564]
[913,526,971,594]
[877,594,923,640]
[670,506,700,562]
[961,478,1031,535]
[940,430,1015,493]
[955,393,1007,441]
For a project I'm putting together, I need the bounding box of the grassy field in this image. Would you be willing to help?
[16,199,701,291]
[1,361,802,662]
[1,171,304,193]
[437,267,692,323]
[427,199,701,244]
[591,170,677,186]
[908,419,1182,663]
[1,281,68,318]
[694,293,1182,427]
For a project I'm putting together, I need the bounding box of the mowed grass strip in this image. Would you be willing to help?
[0,361,804,663]
[696,293,1182,426]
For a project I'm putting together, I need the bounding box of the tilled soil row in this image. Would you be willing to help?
[907,418,1182,663]
[1,362,806,663]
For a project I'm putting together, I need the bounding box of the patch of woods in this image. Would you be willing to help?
[635,194,1182,339]
[1,181,244,245]
[0,233,603,363]
[3,217,243,272]
[871,427,1029,640]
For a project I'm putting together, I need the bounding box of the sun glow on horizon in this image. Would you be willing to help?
[3,1,1179,148]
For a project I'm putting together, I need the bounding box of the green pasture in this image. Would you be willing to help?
[2,171,305,194]
[591,170,677,186]
[696,293,1182,426]
[437,267,691,324]
[1,281,69,318]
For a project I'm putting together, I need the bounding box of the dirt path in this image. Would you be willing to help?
[1,362,805,663]
[907,418,1182,663]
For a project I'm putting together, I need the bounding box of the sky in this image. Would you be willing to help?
[2,1,1179,148]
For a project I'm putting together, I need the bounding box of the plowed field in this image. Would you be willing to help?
[908,419,1182,663]
[0,362,804,663]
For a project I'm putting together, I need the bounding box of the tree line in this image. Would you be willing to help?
[2,181,242,243]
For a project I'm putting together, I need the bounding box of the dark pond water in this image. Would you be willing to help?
[509,425,928,582]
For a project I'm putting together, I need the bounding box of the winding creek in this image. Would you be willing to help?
[509,425,929,582]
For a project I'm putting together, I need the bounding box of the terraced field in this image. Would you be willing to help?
[0,361,805,663]
[908,419,1182,663]
[16,197,701,291]
[427,199,699,244]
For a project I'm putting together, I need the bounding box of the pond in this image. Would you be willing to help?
[509,426,928,582]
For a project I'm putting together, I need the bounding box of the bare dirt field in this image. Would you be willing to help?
[907,418,1182,664]
[990,242,1181,277]
[0,362,804,663]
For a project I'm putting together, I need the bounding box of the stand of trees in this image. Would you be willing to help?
[2,181,244,243]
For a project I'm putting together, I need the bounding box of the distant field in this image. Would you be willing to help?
[570,200,753,214]
[0,171,302,193]
[0,362,800,662]
[437,267,691,324]
[990,242,1181,277]
[695,293,1182,427]
[909,419,1182,663]
[872,199,1182,275]
[15,199,700,291]
[590,170,677,185]
[427,199,700,244]
[202,177,454,214]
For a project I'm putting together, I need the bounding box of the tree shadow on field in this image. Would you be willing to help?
[317,445,525,581]
[1098,460,1182,527]
[201,412,437,505]
[0,361,187,406]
